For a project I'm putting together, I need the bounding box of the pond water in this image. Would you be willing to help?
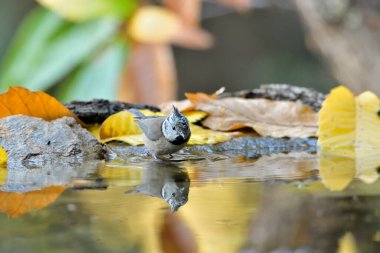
[0,149,379,253]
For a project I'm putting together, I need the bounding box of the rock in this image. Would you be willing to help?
[110,136,317,160]
[0,115,106,169]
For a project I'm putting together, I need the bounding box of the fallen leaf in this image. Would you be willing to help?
[98,109,236,145]
[118,43,177,104]
[318,86,356,154]
[0,147,7,166]
[99,110,142,140]
[318,86,380,155]
[0,166,7,185]
[186,93,318,138]
[355,91,380,153]
[0,87,79,122]
[128,6,181,44]
[183,111,208,123]
[0,186,65,218]
[160,99,195,114]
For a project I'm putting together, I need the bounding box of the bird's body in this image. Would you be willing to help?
[130,107,191,160]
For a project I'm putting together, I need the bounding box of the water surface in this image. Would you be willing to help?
[0,151,379,253]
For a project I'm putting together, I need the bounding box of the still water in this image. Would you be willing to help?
[0,150,379,253]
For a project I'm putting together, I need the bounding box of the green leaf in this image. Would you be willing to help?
[37,0,137,21]
[55,39,127,102]
[0,7,120,92]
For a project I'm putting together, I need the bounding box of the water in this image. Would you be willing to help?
[0,151,379,253]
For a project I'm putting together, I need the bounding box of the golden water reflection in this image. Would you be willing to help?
[0,152,379,252]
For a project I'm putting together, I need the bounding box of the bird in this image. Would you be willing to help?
[129,106,191,160]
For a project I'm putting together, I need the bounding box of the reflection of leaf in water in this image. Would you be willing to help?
[319,153,355,191]
[337,232,358,253]
[0,186,65,218]
[319,152,380,191]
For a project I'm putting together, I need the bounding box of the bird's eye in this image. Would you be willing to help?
[172,193,176,197]
[172,126,176,130]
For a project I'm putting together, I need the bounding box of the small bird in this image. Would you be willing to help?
[129,106,191,160]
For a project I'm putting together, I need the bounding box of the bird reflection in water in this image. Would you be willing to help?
[127,161,190,211]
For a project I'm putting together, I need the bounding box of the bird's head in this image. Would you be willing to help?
[162,106,191,145]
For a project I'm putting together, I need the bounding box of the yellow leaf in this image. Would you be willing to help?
[318,86,356,153]
[0,166,7,186]
[99,109,235,145]
[183,111,208,123]
[188,124,237,145]
[0,147,7,166]
[128,6,181,44]
[337,232,358,253]
[0,87,80,123]
[318,86,380,154]
[99,111,142,140]
[102,134,143,146]
[356,91,380,153]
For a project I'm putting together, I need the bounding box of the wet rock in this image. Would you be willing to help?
[0,115,106,169]
[219,84,325,111]
[110,136,317,160]
[65,99,160,124]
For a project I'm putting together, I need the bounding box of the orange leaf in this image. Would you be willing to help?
[0,186,65,218]
[159,99,195,114]
[0,87,79,122]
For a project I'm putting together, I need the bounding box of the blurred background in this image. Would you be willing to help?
[1,0,379,105]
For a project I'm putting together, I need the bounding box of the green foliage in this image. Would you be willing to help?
[55,39,128,102]
[37,0,137,21]
[0,8,121,93]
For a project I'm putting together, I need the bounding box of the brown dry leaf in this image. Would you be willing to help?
[163,0,213,49]
[0,186,65,218]
[160,99,195,114]
[118,43,177,104]
[186,93,318,138]
[160,212,198,253]
[0,87,79,122]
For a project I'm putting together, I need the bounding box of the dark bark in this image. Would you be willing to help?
[219,84,325,111]
[65,99,160,124]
